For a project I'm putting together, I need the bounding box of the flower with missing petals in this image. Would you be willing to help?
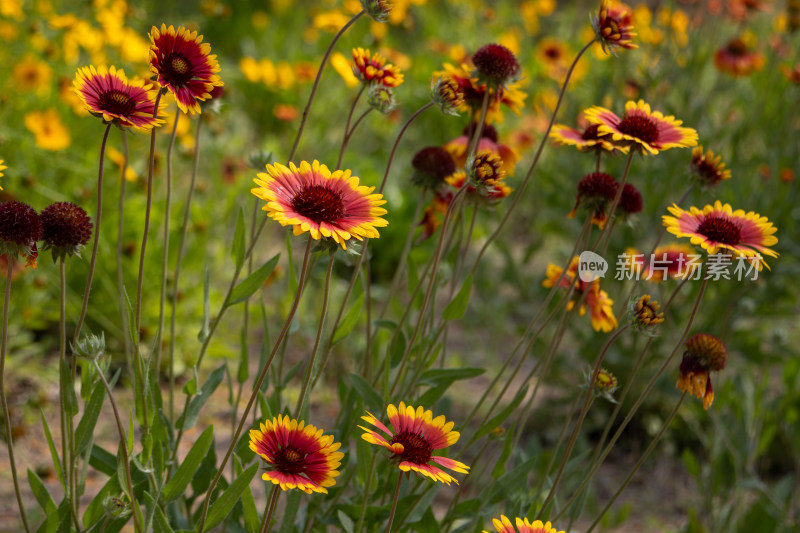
[472,43,520,87]
[677,334,727,409]
[40,202,93,262]
[361,402,470,485]
[569,172,618,228]
[630,294,664,335]
[543,257,617,332]
[690,146,731,188]
[0,201,42,268]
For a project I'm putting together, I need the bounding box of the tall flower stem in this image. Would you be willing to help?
[554,276,708,521]
[288,10,364,162]
[197,236,315,533]
[59,261,80,530]
[471,39,595,273]
[117,130,132,370]
[156,106,180,381]
[540,325,630,513]
[169,116,204,422]
[386,473,404,533]
[379,102,434,194]
[586,392,687,532]
[354,453,379,533]
[390,186,467,396]
[1,262,31,533]
[466,90,491,162]
[259,486,281,533]
[73,122,112,343]
[337,85,367,168]
[295,253,335,415]
[91,357,142,533]
[590,150,635,253]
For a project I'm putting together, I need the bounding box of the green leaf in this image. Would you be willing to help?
[278,490,301,533]
[332,293,364,344]
[474,385,528,441]
[39,410,64,489]
[484,456,537,504]
[202,462,259,532]
[442,274,472,321]
[89,445,117,476]
[144,492,175,533]
[418,367,484,387]
[179,364,227,430]
[338,510,355,533]
[162,425,214,502]
[234,456,260,533]
[228,253,280,305]
[75,378,107,456]
[28,468,57,514]
[348,373,383,412]
[198,265,211,342]
[491,425,516,479]
[60,358,78,416]
[231,208,246,270]
[35,499,71,533]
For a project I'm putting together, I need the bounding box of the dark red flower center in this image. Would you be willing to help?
[727,38,748,56]
[274,445,307,475]
[581,124,603,141]
[694,159,723,184]
[544,46,561,60]
[99,90,136,117]
[291,185,345,224]
[391,431,433,465]
[697,215,741,245]
[163,52,195,86]
[617,114,659,144]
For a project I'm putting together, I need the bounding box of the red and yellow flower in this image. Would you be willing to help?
[677,333,727,409]
[550,123,616,153]
[251,161,388,250]
[360,403,470,485]
[484,515,564,533]
[542,257,617,332]
[585,100,697,155]
[73,66,165,132]
[352,47,404,87]
[149,24,223,114]
[714,37,764,78]
[663,201,778,270]
[592,0,638,53]
[444,124,518,175]
[690,146,731,187]
[435,62,526,124]
[249,415,343,494]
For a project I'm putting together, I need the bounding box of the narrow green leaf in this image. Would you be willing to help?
[89,445,117,476]
[163,425,214,502]
[338,510,355,533]
[442,274,472,321]
[35,499,71,533]
[348,373,383,412]
[75,379,106,455]
[234,456,260,533]
[198,265,210,342]
[39,410,64,489]
[332,293,364,344]
[491,424,516,479]
[179,364,227,430]
[278,490,301,533]
[237,324,249,384]
[145,492,175,533]
[231,208,246,270]
[202,463,259,532]
[228,253,280,305]
[474,385,528,441]
[418,367,484,387]
[28,468,57,514]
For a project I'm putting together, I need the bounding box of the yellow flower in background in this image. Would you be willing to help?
[0,21,19,41]
[24,109,72,151]
[13,56,53,93]
[312,10,351,32]
[331,52,360,88]
[107,147,138,182]
[0,159,6,190]
[536,37,588,83]
[0,0,24,20]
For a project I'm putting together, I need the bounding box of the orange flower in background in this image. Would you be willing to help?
[361,403,470,485]
[149,24,223,114]
[249,415,343,494]
[781,63,800,84]
[585,99,698,155]
[543,257,617,332]
[484,515,565,533]
[251,161,388,250]
[677,333,727,409]
[663,201,778,270]
[24,109,71,151]
[714,37,764,77]
[73,65,166,132]
[351,47,404,87]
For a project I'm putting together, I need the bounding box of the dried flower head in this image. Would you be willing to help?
[0,200,42,268]
[677,333,727,409]
[690,146,731,188]
[40,201,93,262]
[630,294,664,335]
[617,183,643,217]
[411,147,456,189]
[472,43,520,87]
[431,76,464,115]
[569,172,619,228]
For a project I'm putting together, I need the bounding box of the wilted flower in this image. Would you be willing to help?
[361,402,470,485]
[569,172,619,228]
[411,147,456,189]
[0,201,42,268]
[617,183,643,217]
[677,333,727,409]
[40,202,93,262]
[543,257,617,332]
[690,146,731,187]
[249,415,343,494]
[629,294,664,335]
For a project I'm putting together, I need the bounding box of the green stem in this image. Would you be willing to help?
[169,115,204,423]
[379,102,434,194]
[1,262,31,533]
[295,253,335,415]
[386,474,404,533]
[73,122,112,343]
[288,10,364,162]
[197,236,315,533]
[586,393,687,531]
[337,85,366,168]
[117,129,132,372]
[470,39,595,274]
[354,453,378,533]
[259,485,281,533]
